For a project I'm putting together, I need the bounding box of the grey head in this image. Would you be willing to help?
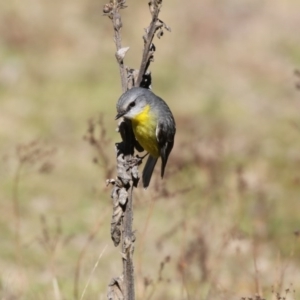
[115,87,153,120]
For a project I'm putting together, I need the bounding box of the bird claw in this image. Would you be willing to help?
[127,155,144,168]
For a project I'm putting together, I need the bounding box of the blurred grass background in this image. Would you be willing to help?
[1,0,300,299]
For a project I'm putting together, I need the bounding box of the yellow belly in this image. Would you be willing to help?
[131,105,159,157]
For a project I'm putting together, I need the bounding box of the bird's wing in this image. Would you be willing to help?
[156,117,175,178]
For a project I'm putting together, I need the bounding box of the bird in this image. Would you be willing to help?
[115,87,176,188]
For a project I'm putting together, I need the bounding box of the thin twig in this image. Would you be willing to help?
[136,1,170,87]
[74,216,107,300]
[136,5,161,86]
[113,12,127,92]
[103,1,128,92]
[252,240,261,295]
[80,245,107,300]
[52,276,62,300]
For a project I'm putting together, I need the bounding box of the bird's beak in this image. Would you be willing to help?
[115,111,125,120]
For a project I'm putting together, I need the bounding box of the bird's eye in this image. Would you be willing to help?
[129,101,136,108]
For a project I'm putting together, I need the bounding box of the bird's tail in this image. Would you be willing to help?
[142,156,158,189]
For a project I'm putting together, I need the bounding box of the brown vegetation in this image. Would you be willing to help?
[1,0,300,299]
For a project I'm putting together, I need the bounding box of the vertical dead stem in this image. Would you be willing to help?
[103,1,170,299]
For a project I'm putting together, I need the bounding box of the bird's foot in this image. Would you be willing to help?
[127,153,148,167]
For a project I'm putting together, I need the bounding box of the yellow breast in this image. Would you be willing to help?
[131,105,159,157]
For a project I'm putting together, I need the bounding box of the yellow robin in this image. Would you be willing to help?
[115,87,176,188]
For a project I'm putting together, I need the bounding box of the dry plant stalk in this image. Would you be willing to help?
[103,1,170,299]
[12,140,55,265]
